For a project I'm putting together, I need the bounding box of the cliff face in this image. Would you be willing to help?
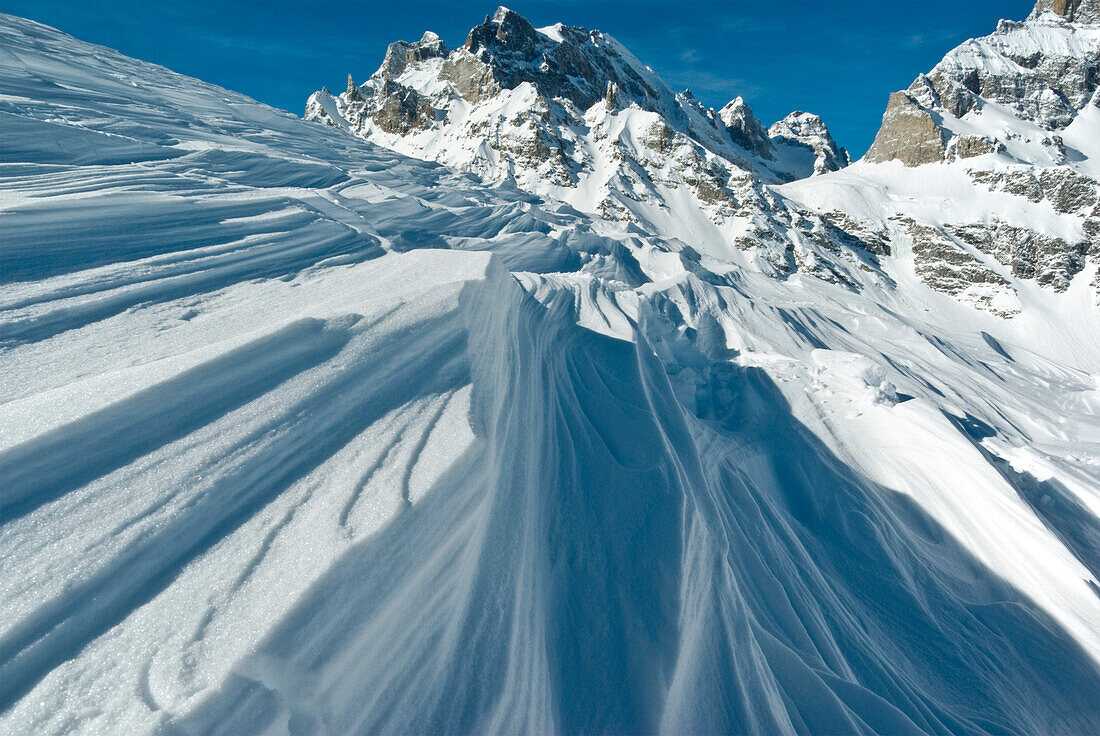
[1032,0,1100,23]
[864,91,948,166]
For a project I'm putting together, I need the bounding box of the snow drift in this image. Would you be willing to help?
[1,7,1099,736]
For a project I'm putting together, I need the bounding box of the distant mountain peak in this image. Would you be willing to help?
[467,5,541,57]
[305,6,847,256]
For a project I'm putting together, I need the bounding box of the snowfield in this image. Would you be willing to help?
[2,10,1099,736]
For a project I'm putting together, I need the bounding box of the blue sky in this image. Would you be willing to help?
[6,0,1036,155]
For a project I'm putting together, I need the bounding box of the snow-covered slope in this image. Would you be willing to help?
[2,7,1100,736]
[786,0,1100,314]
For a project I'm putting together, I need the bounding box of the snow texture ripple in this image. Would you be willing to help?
[1,7,1100,736]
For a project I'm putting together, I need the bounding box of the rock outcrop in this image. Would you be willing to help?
[864,91,947,165]
[1031,0,1100,24]
[719,97,773,159]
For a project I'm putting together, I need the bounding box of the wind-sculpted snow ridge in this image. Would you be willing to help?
[3,10,1100,736]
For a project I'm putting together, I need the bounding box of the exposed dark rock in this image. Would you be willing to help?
[719,97,773,159]
[892,216,1016,315]
[948,220,1088,290]
[819,211,891,257]
[377,32,448,81]
[1038,168,1099,212]
[372,82,435,134]
[440,50,500,102]
[346,74,363,102]
[952,135,999,159]
[968,169,1045,201]
[1031,0,1100,24]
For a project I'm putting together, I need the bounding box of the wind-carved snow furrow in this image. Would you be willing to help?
[0,317,351,523]
[223,504,301,604]
[333,389,457,530]
[336,406,417,529]
[2,10,1100,735]
[12,240,374,341]
[397,391,458,508]
[0,311,473,712]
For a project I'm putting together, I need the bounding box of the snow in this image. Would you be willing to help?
[2,9,1100,736]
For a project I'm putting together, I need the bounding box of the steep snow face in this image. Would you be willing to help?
[4,10,1100,736]
[788,1,1100,313]
[304,6,849,261]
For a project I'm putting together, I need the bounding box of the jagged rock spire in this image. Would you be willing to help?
[346,73,362,102]
[604,80,619,110]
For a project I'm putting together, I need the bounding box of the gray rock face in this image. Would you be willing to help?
[864,91,947,165]
[951,135,1000,159]
[717,96,778,158]
[1031,0,1100,24]
[378,32,448,81]
[439,50,499,103]
[948,221,1088,290]
[456,7,662,112]
[968,167,1099,213]
[372,81,435,135]
[345,74,363,102]
[893,217,1018,314]
[719,97,773,159]
[951,47,1096,131]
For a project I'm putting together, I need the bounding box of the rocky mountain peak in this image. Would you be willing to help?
[450,8,666,113]
[769,112,850,174]
[466,6,541,58]
[719,96,773,158]
[1031,0,1100,23]
[376,32,448,82]
[866,0,1100,167]
[305,6,850,265]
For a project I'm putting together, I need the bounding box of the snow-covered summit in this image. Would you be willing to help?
[866,0,1100,166]
[780,0,1100,314]
[305,6,849,259]
[769,111,851,175]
